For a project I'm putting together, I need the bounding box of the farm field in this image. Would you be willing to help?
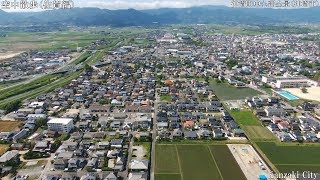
[210,82,261,100]
[0,31,101,52]
[209,145,246,180]
[176,145,221,180]
[155,144,245,180]
[277,164,320,173]
[155,174,181,180]
[256,142,320,173]
[155,145,180,173]
[0,120,22,132]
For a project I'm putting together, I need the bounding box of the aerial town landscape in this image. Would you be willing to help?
[0,2,320,180]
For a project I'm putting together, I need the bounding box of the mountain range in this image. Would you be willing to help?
[1,6,320,27]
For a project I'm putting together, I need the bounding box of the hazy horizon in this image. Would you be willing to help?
[2,0,229,12]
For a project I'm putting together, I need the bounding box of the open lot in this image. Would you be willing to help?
[155,144,246,180]
[0,144,9,155]
[229,110,261,126]
[284,87,320,102]
[210,82,261,100]
[0,51,24,61]
[227,144,272,180]
[242,126,276,140]
[256,142,320,173]
[0,120,22,132]
[160,95,172,102]
[229,110,276,140]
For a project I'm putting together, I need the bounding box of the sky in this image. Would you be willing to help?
[77,0,229,10]
[2,0,230,12]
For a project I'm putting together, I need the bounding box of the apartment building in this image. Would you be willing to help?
[47,118,74,133]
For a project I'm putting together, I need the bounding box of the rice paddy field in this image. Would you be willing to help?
[256,142,320,173]
[155,144,246,180]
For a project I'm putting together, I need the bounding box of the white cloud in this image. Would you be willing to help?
[76,0,229,10]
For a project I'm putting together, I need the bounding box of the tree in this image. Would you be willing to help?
[205,76,209,84]
[99,99,108,105]
[301,87,308,93]
[226,58,238,69]
[35,118,47,128]
[2,100,21,114]
[84,63,93,72]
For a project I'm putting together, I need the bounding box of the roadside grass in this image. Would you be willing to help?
[0,74,61,101]
[210,81,261,100]
[0,47,110,109]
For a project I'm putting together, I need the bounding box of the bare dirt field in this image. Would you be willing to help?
[0,51,23,61]
[0,120,22,132]
[0,144,9,155]
[227,144,272,180]
[284,87,320,102]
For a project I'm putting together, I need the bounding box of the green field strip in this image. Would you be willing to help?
[175,145,184,180]
[207,145,224,180]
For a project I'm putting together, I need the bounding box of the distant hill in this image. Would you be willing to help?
[1,6,320,27]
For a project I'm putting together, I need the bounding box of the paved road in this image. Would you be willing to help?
[0,52,84,91]
[39,153,54,180]
[122,135,134,180]
[150,90,159,180]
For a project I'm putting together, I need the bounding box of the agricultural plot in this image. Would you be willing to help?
[0,121,22,132]
[155,144,246,180]
[155,174,182,180]
[277,165,320,173]
[155,145,180,174]
[210,82,261,100]
[256,142,320,173]
[176,145,221,180]
[0,31,101,52]
[209,145,246,180]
